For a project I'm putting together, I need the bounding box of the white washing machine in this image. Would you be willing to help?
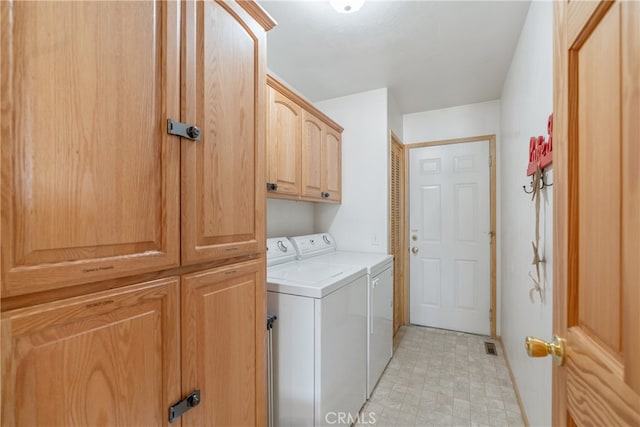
[292,234,394,398]
[266,237,367,427]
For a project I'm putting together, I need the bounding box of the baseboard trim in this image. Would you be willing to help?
[497,336,531,427]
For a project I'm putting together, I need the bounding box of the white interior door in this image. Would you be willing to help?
[409,140,491,335]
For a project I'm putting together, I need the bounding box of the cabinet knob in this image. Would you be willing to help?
[267,183,278,191]
[321,192,330,198]
[186,126,200,139]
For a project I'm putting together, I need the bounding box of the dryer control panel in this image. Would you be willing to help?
[266,237,297,266]
[289,233,336,260]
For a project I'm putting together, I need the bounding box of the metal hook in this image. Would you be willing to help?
[523,168,553,194]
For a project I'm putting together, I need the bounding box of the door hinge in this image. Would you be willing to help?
[488,155,492,167]
[167,118,201,141]
[169,390,201,423]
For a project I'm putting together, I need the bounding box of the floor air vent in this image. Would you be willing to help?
[484,342,498,356]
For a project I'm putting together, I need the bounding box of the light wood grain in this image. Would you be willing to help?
[181,259,266,427]
[323,126,342,203]
[489,136,497,339]
[621,0,640,395]
[301,111,324,198]
[266,75,343,204]
[266,75,343,133]
[389,133,406,334]
[552,0,569,424]
[236,0,277,31]
[576,3,621,354]
[181,0,266,265]
[555,0,640,424]
[0,0,181,297]
[566,329,640,426]
[1,278,181,426]
[567,0,603,46]
[267,86,302,196]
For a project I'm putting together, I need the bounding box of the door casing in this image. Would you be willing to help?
[401,135,497,338]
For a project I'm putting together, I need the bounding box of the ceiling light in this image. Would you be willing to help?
[330,0,365,14]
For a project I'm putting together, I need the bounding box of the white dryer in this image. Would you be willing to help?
[294,234,394,398]
[266,237,367,427]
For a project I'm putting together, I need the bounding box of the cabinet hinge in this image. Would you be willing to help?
[167,119,201,141]
[169,390,201,423]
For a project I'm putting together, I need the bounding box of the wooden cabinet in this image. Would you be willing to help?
[181,1,266,265]
[266,75,343,203]
[182,259,266,426]
[1,0,275,425]
[1,0,181,297]
[324,127,342,202]
[267,86,302,196]
[300,111,342,202]
[1,278,181,426]
[301,111,324,198]
[1,0,268,294]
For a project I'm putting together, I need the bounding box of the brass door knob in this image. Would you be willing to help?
[411,247,419,254]
[525,335,565,366]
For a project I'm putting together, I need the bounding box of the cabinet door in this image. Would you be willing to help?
[301,111,324,199]
[0,1,181,297]
[1,278,181,426]
[182,259,266,427]
[181,0,266,265]
[267,87,301,196]
[323,127,342,202]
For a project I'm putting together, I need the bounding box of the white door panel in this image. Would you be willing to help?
[409,141,490,335]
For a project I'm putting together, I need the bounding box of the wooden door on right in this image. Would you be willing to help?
[553,1,640,425]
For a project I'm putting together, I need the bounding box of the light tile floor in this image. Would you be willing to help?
[358,325,525,427]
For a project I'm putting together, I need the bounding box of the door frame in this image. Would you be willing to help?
[403,134,497,338]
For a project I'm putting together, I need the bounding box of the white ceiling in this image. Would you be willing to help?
[259,0,531,114]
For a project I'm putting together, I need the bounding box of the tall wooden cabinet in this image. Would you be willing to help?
[0,1,275,425]
[1,0,182,297]
[266,75,343,203]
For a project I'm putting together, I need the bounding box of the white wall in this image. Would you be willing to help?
[500,1,553,426]
[388,91,404,141]
[402,99,502,335]
[266,199,316,238]
[314,88,390,253]
[403,100,501,144]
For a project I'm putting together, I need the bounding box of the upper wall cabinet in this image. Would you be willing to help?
[267,86,302,196]
[266,75,343,203]
[323,126,342,202]
[1,1,181,297]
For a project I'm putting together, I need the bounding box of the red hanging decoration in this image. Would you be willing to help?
[527,114,553,176]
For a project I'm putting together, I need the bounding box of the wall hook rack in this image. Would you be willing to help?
[523,169,553,194]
